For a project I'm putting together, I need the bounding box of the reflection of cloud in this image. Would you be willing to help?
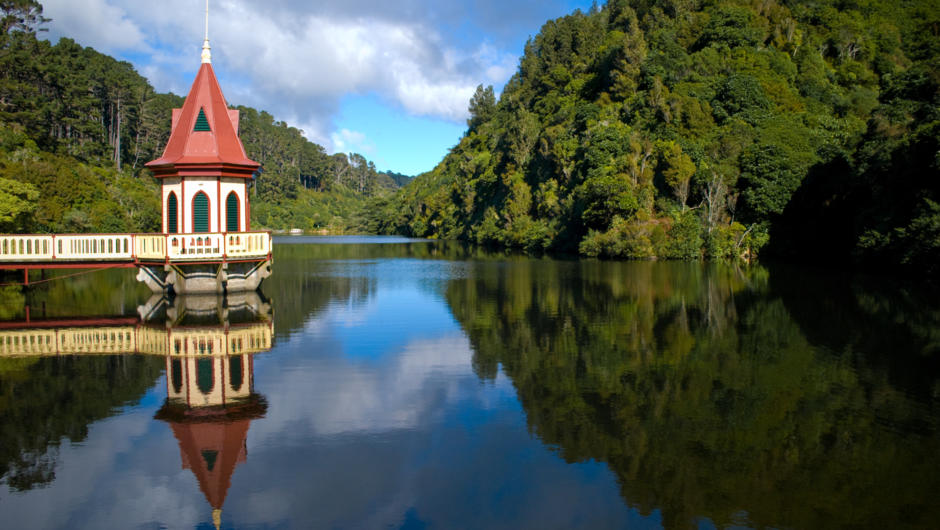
[257,332,475,438]
[0,385,213,529]
[0,275,651,528]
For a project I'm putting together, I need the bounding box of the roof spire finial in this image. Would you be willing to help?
[201,0,211,64]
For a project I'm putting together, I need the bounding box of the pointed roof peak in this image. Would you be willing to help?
[146,62,259,177]
[146,0,259,177]
[201,0,211,64]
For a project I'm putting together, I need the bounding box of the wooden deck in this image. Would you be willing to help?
[0,231,271,270]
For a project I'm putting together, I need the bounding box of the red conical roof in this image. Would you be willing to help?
[171,419,251,510]
[146,63,259,178]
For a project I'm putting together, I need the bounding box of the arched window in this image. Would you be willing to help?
[193,192,210,233]
[167,192,179,234]
[229,356,243,391]
[197,358,214,395]
[226,191,239,232]
[171,359,183,394]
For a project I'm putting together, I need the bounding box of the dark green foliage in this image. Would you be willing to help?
[375,0,939,276]
[382,171,413,188]
[0,121,161,233]
[467,84,496,132]
[694,6,765,51]
[711,74,772,124]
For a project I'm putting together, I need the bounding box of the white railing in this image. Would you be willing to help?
[135,235,166,260]
[0,231,271,263]
[0,322,273,357]
[0,235,54,261]
[166,233,224,260]
[226,232,271,258]
[57,234,134,261]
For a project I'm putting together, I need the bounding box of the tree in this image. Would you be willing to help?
[0,176,38,231]
[467,84,495,132]
[1,0,49,34]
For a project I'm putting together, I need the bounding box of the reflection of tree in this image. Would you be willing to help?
[446,261,940,529]
[0,355,163,492]
[8,268,149,321]
[267,240,497,337]
[770,266,940,401]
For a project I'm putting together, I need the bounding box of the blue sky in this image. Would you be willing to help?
[39,0,596,176]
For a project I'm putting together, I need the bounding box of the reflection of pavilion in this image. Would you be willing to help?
[149,293,269,530]
[155,333,267,529]
[0,292,272,357]
[0,292,271,529]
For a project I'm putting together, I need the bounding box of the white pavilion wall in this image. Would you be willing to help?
[163,177,248,234]
[165,354,253,408]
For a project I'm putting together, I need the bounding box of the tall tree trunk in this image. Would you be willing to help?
[114,97,122,170]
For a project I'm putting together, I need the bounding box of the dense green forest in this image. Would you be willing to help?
[0,0,402,234]
[365,0,939,275]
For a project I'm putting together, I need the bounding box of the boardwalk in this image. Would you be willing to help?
[0,231,273,292]
[0,231,271,270]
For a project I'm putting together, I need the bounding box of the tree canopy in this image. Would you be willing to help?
[369,0,939,276]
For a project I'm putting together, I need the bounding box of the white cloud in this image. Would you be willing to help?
[331,129,375,155]
[42,0,148,53]
[39,0,519,155]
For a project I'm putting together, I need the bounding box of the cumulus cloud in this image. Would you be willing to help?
[39,0,526,153]
[331,129,376,155]
[42,0,148,53]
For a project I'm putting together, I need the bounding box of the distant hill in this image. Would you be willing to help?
[382,171,414,188]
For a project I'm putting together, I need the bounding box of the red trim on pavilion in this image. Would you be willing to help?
[146,63,259,178]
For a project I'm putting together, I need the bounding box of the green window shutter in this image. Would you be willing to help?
[226,192,239,232]
[194,108,211,132]
[171,359,183,393]
[197,358,214,395]
[229,356,243,391]
[193,192,209,233]
[167,193,178,233]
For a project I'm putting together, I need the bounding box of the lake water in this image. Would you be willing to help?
[1,236,937,529]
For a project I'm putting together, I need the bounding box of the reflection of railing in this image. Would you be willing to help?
[0,231,271,264]
[0,322,273,357]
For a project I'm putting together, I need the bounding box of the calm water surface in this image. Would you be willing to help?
[0,236,938,529]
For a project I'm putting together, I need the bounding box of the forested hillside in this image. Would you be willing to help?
[367,0,938,275]
[0,1,401,234]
